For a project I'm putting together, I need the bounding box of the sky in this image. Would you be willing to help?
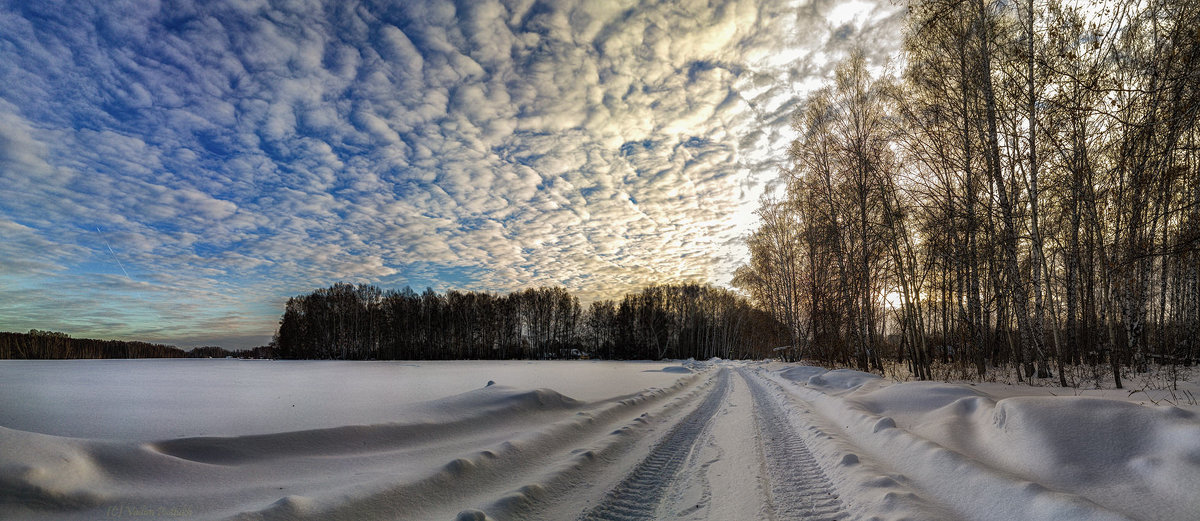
[0,0,902,349]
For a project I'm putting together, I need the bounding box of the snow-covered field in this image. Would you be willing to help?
[1,359,1198,521]
[0,360,690,439]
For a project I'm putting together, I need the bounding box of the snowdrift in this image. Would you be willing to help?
[0,360,703,521]
[771,366,1200,521]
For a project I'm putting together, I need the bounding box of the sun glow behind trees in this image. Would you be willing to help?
[736,0,1200,384]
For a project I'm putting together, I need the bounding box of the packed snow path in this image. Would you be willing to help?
[738,367,845,521]
[3,359,1198,521]
[577,369,731,521]
[573,367,846,521]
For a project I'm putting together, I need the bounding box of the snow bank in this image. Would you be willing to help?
[0,360,702,521]
[149,386,585,466]
[766,365,1200,521]
[971,397,1200,520]
[779,366,881,393]
[657,366,693,373]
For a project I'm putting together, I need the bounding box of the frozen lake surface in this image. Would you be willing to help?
[0,359,687,439]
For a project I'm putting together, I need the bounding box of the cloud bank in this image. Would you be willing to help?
[0,0,901,347]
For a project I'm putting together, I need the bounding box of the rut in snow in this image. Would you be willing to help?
[740,368,846,521]
[577,369,730,521]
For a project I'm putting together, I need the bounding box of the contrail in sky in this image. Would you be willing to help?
[96,227,131,279]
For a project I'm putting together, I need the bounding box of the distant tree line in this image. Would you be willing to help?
[186,345,277,359]
[272,283,788,360]
[0,330,186,359]
[736,0,1199,386]
[0,330,275,359]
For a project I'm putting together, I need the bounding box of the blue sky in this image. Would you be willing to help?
[0,0,900,348]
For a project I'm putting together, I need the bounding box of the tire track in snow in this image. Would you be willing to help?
[665,425,721,518]
[577,369,730,521]
[739,368,846,521]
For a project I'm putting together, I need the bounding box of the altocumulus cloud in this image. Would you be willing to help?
[0,0,901,348]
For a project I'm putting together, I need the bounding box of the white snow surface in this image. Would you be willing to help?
[0,359,689,439]
[1,359,1197,521]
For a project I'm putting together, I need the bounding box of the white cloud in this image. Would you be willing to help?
[0,0,903,347]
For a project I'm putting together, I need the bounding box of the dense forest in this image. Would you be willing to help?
[273,283,788,361]
[735,0,1199,386]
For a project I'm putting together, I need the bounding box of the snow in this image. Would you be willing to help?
[0,359,701,521]
[768,364,1200,521]
[1,359,1198,521]
[0,359,689,439]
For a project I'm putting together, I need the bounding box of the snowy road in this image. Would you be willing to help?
[474,366,853,521]
[3,360,1198,521]
[739,368,844,521]
[577,369,730,521]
